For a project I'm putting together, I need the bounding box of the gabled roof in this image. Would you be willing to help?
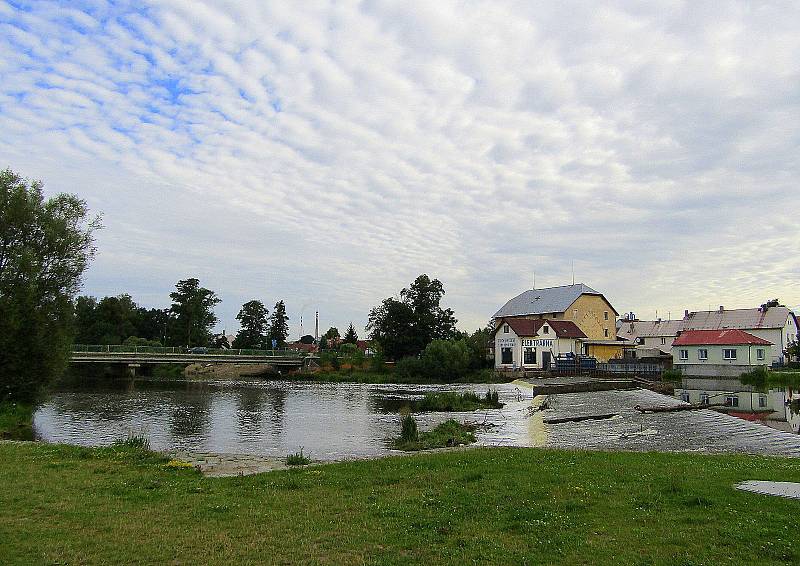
[493,318,587,339]
[493,283,617,318]
[683,307,794,331]
[617,319,684,340]
[673,329,772,346]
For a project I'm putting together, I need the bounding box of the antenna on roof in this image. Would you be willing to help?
[532,271,536,290]
[571,260,575,285]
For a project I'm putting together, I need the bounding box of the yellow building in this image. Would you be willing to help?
[492,283,624,362]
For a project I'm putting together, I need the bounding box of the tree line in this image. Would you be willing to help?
[75,281,292,350]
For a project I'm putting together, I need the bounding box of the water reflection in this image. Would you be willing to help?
[34,379,525,460]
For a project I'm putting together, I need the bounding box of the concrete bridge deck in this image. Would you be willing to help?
[70,350,309,368]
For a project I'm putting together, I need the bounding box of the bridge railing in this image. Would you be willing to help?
[72,345,309,357]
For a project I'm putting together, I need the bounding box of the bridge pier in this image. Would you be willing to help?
[127,363,141,377]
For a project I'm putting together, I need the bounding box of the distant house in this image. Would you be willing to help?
[682,306,798,365]
[492,283,621,361]
[672,329,772,377]
[493,318,587,370]
[616,319,684,354]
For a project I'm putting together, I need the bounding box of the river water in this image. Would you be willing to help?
[33,380,531,461]
[33,378,800,461]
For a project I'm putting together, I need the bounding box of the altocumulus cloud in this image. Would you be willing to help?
[1,0,799,334]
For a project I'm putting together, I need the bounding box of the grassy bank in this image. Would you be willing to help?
[2,442,800,564]
[293,368,513,384]
[0,402,34,440]
[393,417,477,451]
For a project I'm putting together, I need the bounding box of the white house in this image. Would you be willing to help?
[493,318,587,370]
[672,329,772,377]
[682,306,797,365]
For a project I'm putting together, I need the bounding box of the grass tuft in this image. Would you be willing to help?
[112,433,150,451]
[286,448,311,466]
[393,417,476,451]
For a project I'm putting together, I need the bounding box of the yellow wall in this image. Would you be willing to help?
[566,294,617,341]
[588,344,625,362]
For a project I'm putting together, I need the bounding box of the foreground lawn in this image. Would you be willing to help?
[1,443,799,564]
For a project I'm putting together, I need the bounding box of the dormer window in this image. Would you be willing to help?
[503,324,509,334]
[543,326,549,334]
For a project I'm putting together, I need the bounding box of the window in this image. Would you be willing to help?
[503,324,509,334]
[524,348,536,365]
[698,349,708,360]
[679,349,689,360]
[604,311,609,321]
[756,349,765,361]
[604,328,609,338]
[681,392,690,403]
[501,347,513,364]
[543,326,549,334]
[723,348,737,360]
[758,395,767,408]
[661,337,666,345]
[700,393,709,405]
[725,395,739,408]
[573,309,578,319]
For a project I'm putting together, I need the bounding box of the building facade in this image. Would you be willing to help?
[672,329,772,377]
[682,306,797,365]
[493,318,586,370]
[492,283,621,361]
[616,318,684,354]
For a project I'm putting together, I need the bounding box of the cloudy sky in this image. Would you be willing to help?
[2,1,799,337]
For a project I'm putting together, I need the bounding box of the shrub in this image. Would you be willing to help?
[393,418,477,451]
[395,339,472,381]
[662,368,683,382]
[399,413,419,443]
[286,448,311,466]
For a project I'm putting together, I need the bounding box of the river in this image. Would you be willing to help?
[33,377,800,461]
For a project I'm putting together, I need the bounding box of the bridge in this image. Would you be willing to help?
[70,345,311,374]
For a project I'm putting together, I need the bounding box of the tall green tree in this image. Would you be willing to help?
[367,274,458,360]
[343,322,358,344]
[168,278,220,347]
[323,327,340,340]
[0,169,100,402]
[233,300,269,349]
[268,300,289,347]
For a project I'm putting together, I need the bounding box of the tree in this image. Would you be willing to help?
[0,169,100,402]
[366,274,458,360]
[343,322,358,344]
[319,336,329,350]
[299,334,315,344]
[233,300,269,349]
[323,327,340,340]
[210,333,230,349]
[169,278,220,347]
[268,300,289,347]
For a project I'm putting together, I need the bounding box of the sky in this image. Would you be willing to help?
[2,0,799,339]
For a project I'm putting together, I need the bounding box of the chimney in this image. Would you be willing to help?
[315,311,319,341]
[684,309,689,318]
[719,305,724,313]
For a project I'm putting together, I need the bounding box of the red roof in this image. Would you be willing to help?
[494,318,587,339]
[672,329,772,346]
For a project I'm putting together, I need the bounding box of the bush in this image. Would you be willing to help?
[662,368,683,382]
[395,339,472,382]
[320,351,340,371]
[393,418,477,451]
[286,448,311,466]
[113,433,150,451]
[399,413,418,443]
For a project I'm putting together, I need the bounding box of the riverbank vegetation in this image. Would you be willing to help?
[392,416,477,451]
[2,442,800,564]
[0,169,100,403]
[0,402,34,440]
[416,390,503,412]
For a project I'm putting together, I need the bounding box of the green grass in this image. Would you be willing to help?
[2,442,800,564]
[416,390,503,412]
[0,402,34,440]
[393,418,477,451]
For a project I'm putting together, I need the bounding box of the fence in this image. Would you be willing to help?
[72,344,308,357]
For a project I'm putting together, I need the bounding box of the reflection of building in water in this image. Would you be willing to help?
[783,387,800,434]
[675,378,787,421]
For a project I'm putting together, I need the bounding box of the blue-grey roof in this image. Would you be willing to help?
[493,283,600,318]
